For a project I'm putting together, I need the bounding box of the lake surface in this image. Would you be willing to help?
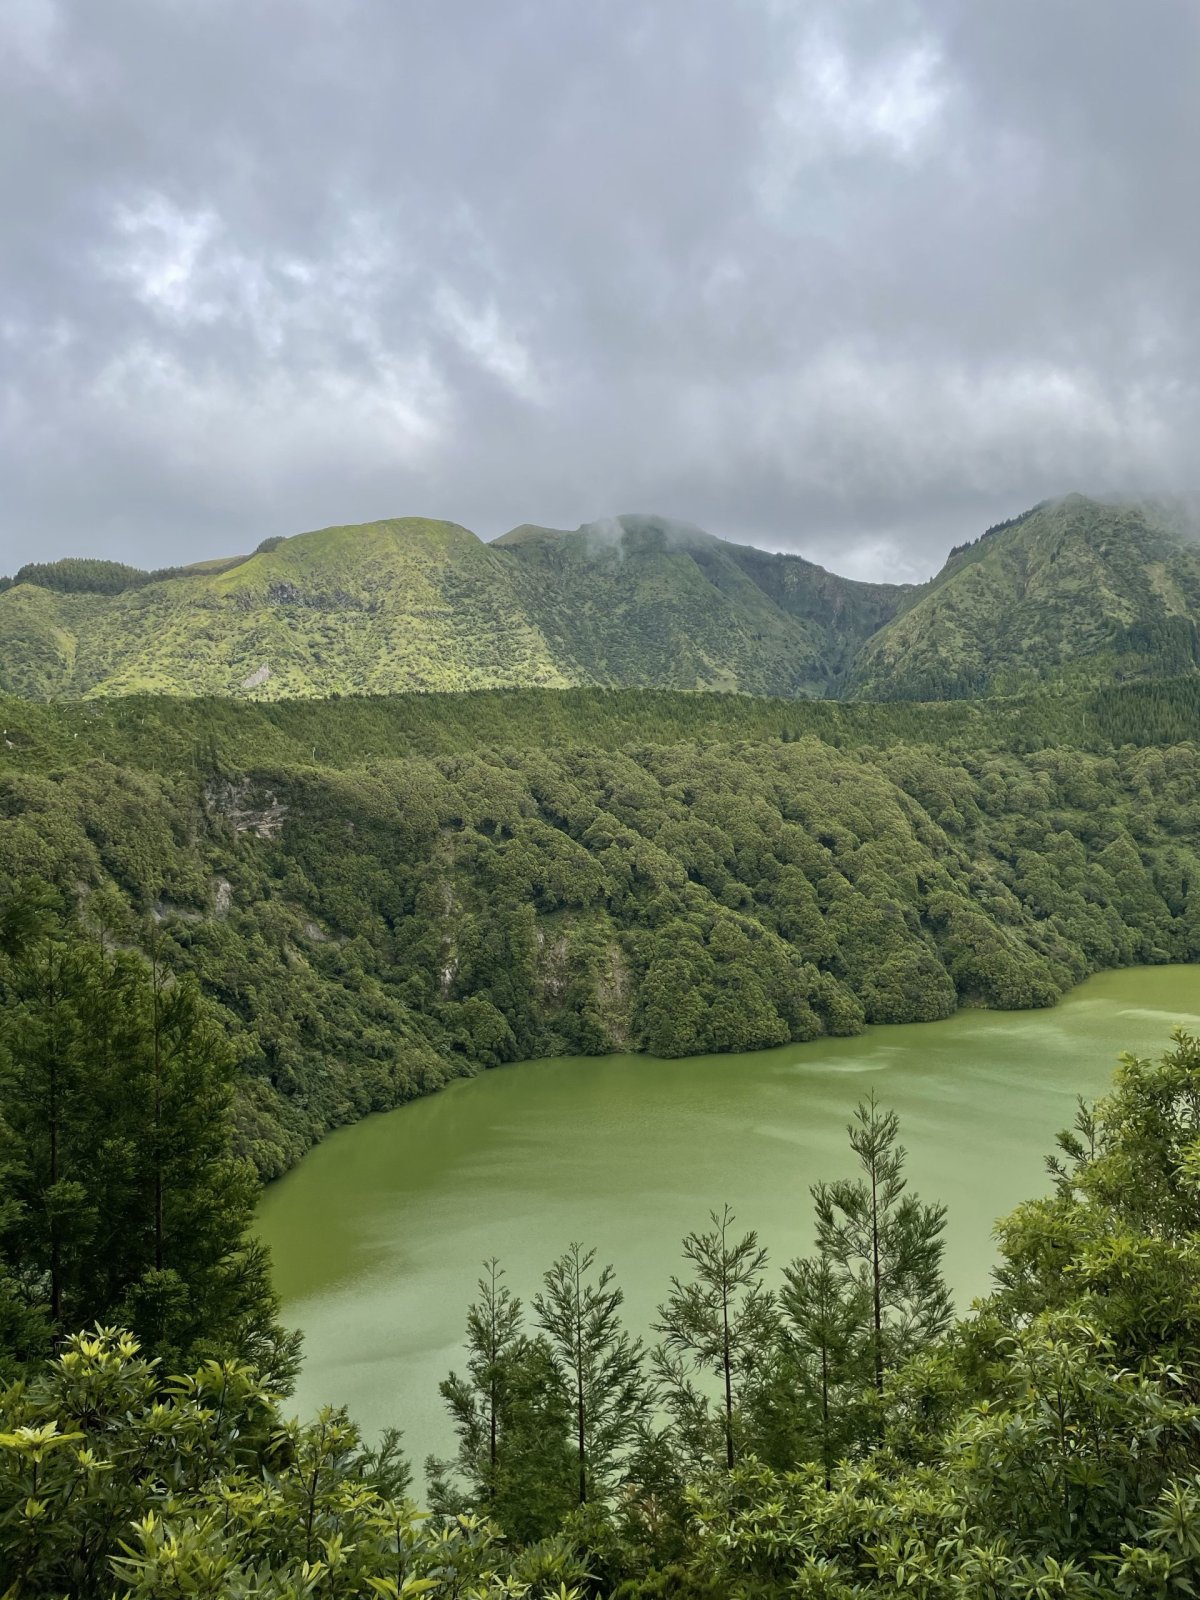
[258,965,1200,1471]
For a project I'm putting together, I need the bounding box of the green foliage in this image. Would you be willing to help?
[495,515,906,700]
[0,1327,566,1600]
[851,494,1200,700]
[428,1261,577,1542]
[659,1033,1200,1598]
[534,1245,650,1506]
[774,1254,871,1486]
[416,1040,1200,1594]
[5,683,1200,1180]
[13,1040,1200,1595]
[653,1207,776,1472]
[8,558,152,595]
[0,554,252,601]
[8,496,1200,703]
[0,889,297,1383]
[812,1094,952,1393]
[0,512,911,701]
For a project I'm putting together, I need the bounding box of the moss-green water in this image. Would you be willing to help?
[258,965,1200,1467]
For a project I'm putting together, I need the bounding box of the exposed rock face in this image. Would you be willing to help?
[241,663,271,690]
[205,778,289,838]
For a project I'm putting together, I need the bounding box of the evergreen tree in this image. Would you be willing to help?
[654,1205,776,1470]
[534,1242,649,1504]
[813,1094,951,1393]
[431,1258,524,1506]
[778,1252,871,1486]
[0,884,95,1331]
[486,1334,577,1542]
[0,888,297,1383]
[115,954,290,1379]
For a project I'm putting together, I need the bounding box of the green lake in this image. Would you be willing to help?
[257,964,1200,1471]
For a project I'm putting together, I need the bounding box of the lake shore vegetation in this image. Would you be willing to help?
[3,678,1200,1183]
[6,1037,1200,1596]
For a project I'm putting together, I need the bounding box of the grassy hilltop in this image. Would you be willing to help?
[0,514,905,701]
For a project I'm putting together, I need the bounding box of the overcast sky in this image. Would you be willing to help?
[2,1,1197,581]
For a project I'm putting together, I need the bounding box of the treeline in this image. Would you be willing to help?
[4,699,1200,1176]
[0,553,254,596]
[425,1095,949,1547]
[945,498,1050,561]
[8,1035,1200,1596]
[8,675,1200,779]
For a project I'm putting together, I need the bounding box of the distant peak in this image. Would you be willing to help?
[273,515,485,553]
[492,523,571,547]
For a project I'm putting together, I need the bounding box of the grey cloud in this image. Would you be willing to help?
[0,0,1197,582]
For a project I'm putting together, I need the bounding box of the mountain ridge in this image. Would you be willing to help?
[3,494,1199,702]
[0,511,911,701]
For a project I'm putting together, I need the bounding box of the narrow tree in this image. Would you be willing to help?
[435,1258,524,1504]
[654,1205,776,1470]
[779,1252,871,1487]
[534,1242,648,1504]
[813,1094,951,1394]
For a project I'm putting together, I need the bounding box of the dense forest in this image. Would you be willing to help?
[3,679,1200,1178]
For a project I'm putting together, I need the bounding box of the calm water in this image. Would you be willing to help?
[258,965,1200,1469]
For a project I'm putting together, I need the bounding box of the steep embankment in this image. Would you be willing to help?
[3,683,1199,1179]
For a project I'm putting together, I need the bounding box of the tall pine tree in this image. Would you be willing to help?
[812,1094,951,1393]
[654,1205,776,1470]
[534,1242,649,1505]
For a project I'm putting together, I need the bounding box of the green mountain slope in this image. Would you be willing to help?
[7,494,1200,703]
[3,679,1200,1177]
[0,513,911,701]
[496,514,909,697]
[0,519,574,699]
[849,495,1200,699]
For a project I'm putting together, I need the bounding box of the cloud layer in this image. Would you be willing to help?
[2,0,1197,580]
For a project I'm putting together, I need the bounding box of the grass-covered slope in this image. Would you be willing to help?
[0,513,912,701]
[0,519,574,700]
[850,495,1200,699]
[9,494,1200,704]
[3,681,1200,1179]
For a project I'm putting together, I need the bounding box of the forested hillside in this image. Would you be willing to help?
[0,514,909,701]
[850,495,1200,699]
[4,680,1200,1179]
[7,494,1200,703]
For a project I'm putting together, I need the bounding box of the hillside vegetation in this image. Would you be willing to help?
[7,495,1200,703]
[3,680,1200,1179]
[850,494,1200,699]
[0,514,906,701]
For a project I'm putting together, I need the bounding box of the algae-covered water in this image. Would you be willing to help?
[258,965,1200,1466]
